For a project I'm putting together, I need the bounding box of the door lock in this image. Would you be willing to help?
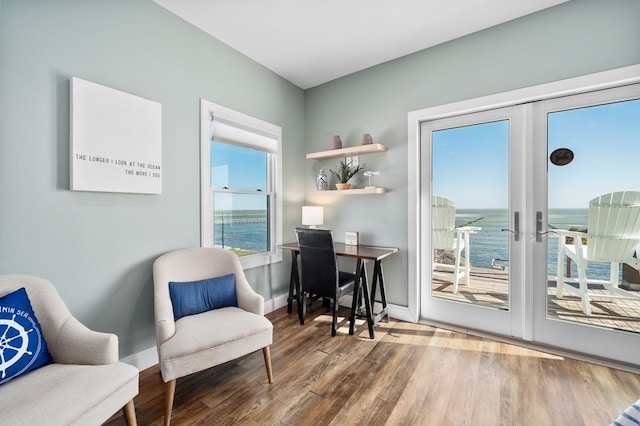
[536,211,553,242]
[501,211,520,241]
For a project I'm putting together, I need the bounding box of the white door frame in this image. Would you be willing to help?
[407,65,640,327]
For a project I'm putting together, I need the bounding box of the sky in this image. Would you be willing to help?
[432,98,640,209]
[210,141,267,211]
[547,98,640,208]
[210,97,639,212]
[432,120,509,209]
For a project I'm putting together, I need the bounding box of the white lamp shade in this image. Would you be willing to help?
[302,206,324,228]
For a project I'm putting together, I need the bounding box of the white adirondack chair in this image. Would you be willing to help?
[555,191,640,315]
[432,196,480,293]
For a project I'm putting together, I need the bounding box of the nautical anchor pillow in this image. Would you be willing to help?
[0,287,53,385]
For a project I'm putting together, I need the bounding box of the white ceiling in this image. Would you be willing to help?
[153,0,569,89]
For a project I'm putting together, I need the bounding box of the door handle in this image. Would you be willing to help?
[501,211,519,241]
[536,211,553,242]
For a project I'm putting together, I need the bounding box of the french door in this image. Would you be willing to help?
[420,105,526,339]
[532,84,640,366]
[418,81,640,366]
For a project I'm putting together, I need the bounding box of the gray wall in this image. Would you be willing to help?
[1,0,638,360]
[0,0,304,357]
[303,0,640,306]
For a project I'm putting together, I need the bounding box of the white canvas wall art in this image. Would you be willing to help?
[70,77,162,194]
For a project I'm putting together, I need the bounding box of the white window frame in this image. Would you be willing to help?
[200,99,283,269]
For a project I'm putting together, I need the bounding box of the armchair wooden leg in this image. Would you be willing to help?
[263,346,273,384]
[123,400,137,426]
[164,379,176,426]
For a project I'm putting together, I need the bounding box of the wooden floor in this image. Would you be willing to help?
[106,303,640,426]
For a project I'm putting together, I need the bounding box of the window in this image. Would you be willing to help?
[200,100,282,269]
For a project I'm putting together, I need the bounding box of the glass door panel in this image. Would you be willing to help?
[534,83,640,366]
[421,105,524,338]
[431,121,510,310]
[545,97,640,332]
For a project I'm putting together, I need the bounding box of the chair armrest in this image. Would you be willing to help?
[50,316,119,365]
[156,318,175,346]
[153,281,177,345]
[554,229,587,245]
[456,226,481,235]
[236,278,264,316]
[553,229,587,239]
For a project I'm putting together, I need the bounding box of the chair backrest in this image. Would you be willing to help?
[0,274,118,363]
[0,275,71,348]
[295,228,339,299]
[432,195,456,250]
[152,247,264,344]
[587,191,640,261]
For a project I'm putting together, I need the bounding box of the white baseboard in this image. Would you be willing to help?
[387,304,416,323]
[339,294,415,323]
[265,292,289,314]
[121,345,158,371]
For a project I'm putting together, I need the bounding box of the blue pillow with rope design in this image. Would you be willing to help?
[0,287,53,385]
[611,399,640,426]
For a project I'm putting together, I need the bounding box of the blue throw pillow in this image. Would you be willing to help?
[169,273,238,320]
[0,287,53,385]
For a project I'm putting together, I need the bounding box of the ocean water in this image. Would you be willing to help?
[214,210,268,253]
[214,208,613,280]
[457,208,613,279]
[455,209,509,270]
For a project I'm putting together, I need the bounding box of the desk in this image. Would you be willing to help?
[279,242,398,339]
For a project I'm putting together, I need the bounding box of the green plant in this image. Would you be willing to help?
[330,160,366,183]
[566,226,588,245]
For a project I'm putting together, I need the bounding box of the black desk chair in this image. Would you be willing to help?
[295,227,357,336]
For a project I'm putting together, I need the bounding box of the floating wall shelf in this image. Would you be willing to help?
[306,143,387,160]
[307,187,387,196]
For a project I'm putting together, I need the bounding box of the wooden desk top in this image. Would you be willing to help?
[279,242,398,261]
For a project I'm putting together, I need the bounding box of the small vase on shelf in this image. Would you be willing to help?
[316,169,328,191]
[361,133,373,145]
[332,135,342,150]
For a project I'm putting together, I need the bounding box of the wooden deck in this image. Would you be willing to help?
[431,267,640,333]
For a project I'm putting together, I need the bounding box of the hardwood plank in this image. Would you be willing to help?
[360,345,426,422]
[105,304,640,425]
[385,329,466,425]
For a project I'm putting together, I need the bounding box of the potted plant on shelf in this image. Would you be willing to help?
[330,160,366,190]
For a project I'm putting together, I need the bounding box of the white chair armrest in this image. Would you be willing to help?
[153,276,177,345]
[456,226,481,234]
[554,229,587,239]
[51,316,119,365]
[156,318,175,346]
[554,229,588,250]
[236,277,264,316]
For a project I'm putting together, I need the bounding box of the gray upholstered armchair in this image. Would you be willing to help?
[153,247,273,426]
[0,274,139,425]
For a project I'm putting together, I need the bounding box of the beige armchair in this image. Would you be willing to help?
[0,274,139,425]
[153,247,273,426]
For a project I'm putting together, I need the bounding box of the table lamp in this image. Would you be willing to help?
[302,206,323,229]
